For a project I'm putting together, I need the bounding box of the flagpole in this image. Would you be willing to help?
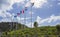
[24,0,26,29]
[11,15,13,31]
[14,15,17,30]
[13,16,16,30]
[16,13,20,30]
[23,8,26,28]
[31,6,32,28]
[20,15,21,29]
[11,15,14,31]
[31,3,34,28]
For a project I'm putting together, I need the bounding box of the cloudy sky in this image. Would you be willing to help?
[0,0,60,27]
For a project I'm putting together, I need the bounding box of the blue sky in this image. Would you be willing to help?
[0,0,60,27]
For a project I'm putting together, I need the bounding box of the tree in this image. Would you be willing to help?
[56,24,60,31]
[34,22,38,28]
[56,24,60,34]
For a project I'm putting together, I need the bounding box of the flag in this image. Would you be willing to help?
[17,11,22,16]
[31,3,34,7]
[20,11,22,13]
[25,7,28,11]
[14,15,17,17]
[17,12,21,16]
[22,10,24,14]
[17,13,20,16]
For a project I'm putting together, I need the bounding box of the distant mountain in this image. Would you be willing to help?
[0,22,28,32]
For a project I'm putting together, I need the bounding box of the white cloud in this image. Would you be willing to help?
[56,22,60,25]
[0,11,6,17]
[25,0,47,8]
[48,15,60,23]
[0,18,12,22]
[49,4,53,7]
[47,4,53,8]
[17,16,31,21]
[57,3,60,5]
[0,0,26,22]
[0,0,25,11]
[26,22,34,28]
[58,0,60,1]
[40,18,49,24]
[0,10,12,18]
[30,0,47,8]
[36,15,60,25]
[25,2,32,7]
[0,0,48,12]
[0,0,11,11]
[26,14,60,27]
[0,11,14,22]
[0,10,32,23]
[36,16,42,23]
[8,0,25,8]
[29,11,34,15]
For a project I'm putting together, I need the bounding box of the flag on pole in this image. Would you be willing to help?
[17,10,23,16]
[31,3,34,7]
[14,15,17,17]
[17,13,20,16]
[25,7,28,11]
[22,10,24,14]
[20,11,22,13]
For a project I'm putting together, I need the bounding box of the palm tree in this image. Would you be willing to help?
[34,22,38,28]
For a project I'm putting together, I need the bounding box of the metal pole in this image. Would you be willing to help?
[31,3,34,28]
[24,0,26,29]
[16,21,17,30]
[20,15,22,29]
[31,5,32,28]
[24,10,26,29]
[11,15,13,31]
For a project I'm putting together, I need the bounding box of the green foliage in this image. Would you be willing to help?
[34,21,38,28]
[56,24,60,35]
[1,26,60,37]
[1,22,60,37]
[56,24,60,31]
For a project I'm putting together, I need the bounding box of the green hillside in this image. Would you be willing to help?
[2,25,60,37]
[0,22,60,37]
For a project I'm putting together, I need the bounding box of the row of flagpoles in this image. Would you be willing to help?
[10,1,34,30]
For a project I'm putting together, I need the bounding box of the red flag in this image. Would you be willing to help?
[22,10,24,14]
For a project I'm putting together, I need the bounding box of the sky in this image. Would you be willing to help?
[0,0,60,27]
